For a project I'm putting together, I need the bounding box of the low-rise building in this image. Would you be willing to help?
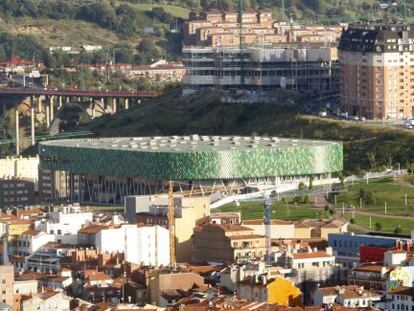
[312,285,382,308]
[328,233,407,268]
[34,207,93,244]
[348,263,389,292]
[20,290,71,311]
[237,275,302,306]
[193,224,266,263]
[294,220,348,239]
[387,286,414,311]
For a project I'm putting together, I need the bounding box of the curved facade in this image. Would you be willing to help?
[39,135,343,180]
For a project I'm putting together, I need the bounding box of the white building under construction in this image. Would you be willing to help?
[182,45,339,94]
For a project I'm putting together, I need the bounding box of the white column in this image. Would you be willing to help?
[125,98,129,110]
[15,109,20,155]
[50,96,54,121]
[112,98,117,114]
[58,96,63,108]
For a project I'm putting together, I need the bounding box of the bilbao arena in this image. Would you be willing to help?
[39,135,343,204]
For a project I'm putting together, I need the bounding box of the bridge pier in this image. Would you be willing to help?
[31,107,35,146]
[50,96,54,121]
[46,104,50,128]
[15,109,20,155]
[37,96,42,113]
[112,98,117,114]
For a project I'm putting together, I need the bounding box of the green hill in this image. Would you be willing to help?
[85,89,414,174]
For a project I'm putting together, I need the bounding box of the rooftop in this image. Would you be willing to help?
[40,135,338,153]
[292,251,333,260]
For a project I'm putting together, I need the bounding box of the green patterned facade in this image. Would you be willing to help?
[39,136,343,180]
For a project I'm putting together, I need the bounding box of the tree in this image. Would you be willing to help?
[374,222,382,231]
[308,176,314,190]
[136,39,161,64]
[350,218,355,224]
[394,226,403,234]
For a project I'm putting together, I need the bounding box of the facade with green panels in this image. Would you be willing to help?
[39,136,343,180]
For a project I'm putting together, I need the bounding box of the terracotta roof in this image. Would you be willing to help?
[78,224,109,234]
[87,271,112,282]
[389,286,414,297]
[243,219,292,225]
[219,224,253,232]
[318,285,381,300]
[229,234,264,240]
[292,251,333,260]
[21,229,41,236]
[38,291,59,300]
[353,263,385,273]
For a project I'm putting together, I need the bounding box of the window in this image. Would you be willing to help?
[1,280,5,284]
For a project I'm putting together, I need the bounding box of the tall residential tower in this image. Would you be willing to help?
[339,22,414,119]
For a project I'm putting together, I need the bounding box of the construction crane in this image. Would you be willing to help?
[168,180,176,268]
[263,195,272,264]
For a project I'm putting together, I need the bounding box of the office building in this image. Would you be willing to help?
[183,46,339,94]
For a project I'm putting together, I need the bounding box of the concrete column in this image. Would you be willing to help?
[58,96,63,108]
[125,98,129,110]
[66,96,70,103]
[91,101,96,119]
[112,98,117,114]
[50,96,54,121]
[37,96,42,113]
[31,107,35,146]
[15,109,20,155]
[46,105,50,128]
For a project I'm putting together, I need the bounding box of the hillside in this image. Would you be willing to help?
[84,89,414,174]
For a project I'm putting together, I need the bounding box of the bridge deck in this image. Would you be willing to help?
[0,87,161,98]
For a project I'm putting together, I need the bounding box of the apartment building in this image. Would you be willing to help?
[0,178,35,208]
[183,45,339,93]
[339,22,414,119]
[126,195,210,262]
[0,265,14,307]
[184,10,342,47]
[192,224,266,263]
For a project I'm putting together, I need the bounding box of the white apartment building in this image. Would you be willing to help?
[0,156,39,190]
[35,208,93,244]
[312,285,382,308]
[20,291,71,311]
[95,224,170,266]
[16,230,55,257]
[290,249,335,269]
[387,287,414,311]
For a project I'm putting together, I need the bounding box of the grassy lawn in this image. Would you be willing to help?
[345,213,414,235]
[126,3,191,19]
[335,177,414,216]
[216,201,330,221]
[0,17,121,46]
